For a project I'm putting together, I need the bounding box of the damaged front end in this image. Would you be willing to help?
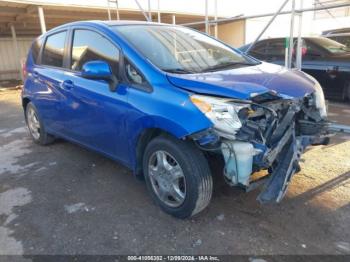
[190,91,331,204]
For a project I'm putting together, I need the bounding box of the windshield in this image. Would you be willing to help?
[112,25,258,73]
[311,37,350,54]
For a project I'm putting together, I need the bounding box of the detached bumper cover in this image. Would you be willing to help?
[232,97,331,204]
[193,95,337,204]
[257,134,310,203]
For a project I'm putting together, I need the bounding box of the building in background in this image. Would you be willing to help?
[245,0,350,43]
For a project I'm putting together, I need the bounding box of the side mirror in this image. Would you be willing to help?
[81,60,118,91]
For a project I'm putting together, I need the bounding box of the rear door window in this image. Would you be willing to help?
[70,29,120,76]
[42,31,67,68]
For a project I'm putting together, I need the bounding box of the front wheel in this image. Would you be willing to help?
[143,135,213,218]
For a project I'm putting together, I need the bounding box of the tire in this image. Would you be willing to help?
[143,135,213,218]
[25,102,55,145]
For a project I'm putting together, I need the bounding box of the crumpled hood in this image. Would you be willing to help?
[166,62,316,100]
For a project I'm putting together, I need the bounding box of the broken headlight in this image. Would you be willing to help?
[190,95,244,140]
[303,72,327,119]
[313,80,327,119]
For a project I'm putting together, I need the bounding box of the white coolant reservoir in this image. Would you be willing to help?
[221,141,260,186]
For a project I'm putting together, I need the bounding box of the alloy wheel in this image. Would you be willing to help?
[148,150,186,207]
[27,107,40,140]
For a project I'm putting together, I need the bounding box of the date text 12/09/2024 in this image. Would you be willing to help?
[127,255,220,261]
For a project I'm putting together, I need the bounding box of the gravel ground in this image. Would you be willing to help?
[0,89,349,256]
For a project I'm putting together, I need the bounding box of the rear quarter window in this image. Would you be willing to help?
[31,38,43,64]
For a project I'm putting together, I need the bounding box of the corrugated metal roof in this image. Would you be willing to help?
[0,0,210,37]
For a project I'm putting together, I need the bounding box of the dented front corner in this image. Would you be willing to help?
[191,93,331,204]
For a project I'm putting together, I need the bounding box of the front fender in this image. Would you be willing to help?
[126,85,213,169]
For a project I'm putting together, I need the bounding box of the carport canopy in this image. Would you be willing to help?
[0,0,209,37]
[0,0,212,80]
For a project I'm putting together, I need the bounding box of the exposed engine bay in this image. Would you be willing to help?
[190,91,331,204]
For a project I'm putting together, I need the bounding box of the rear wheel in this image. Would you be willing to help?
[25,102,55,145]
[143,135,213,218]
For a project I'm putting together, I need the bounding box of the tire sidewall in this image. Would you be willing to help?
[143,137,201,218]
[25,102,47,144]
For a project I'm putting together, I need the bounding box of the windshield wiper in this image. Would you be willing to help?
[203,61,259,72]
[163,68,195,74]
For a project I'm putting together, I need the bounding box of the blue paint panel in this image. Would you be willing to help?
[167,62,316,99]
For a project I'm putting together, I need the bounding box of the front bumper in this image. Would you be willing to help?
[192,96,333,204]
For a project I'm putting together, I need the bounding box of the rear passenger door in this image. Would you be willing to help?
[33,30,69,134]
[61,28,130,163]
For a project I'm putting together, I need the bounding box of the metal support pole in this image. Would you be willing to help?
[38,6,46,34]
[116,0,120,20]
[205,0,209,34]
[134,0,152,22]
[284,38,288,67]
[296,0,303,70]
[10,25,22,81]
[214,0,218,38]
[148,0,152,22]
[172,15,176,25]
[107,0,112,20]
[288,0,295,69]
[157,0,161,23]
[181,2,350,27]
[245,0,290,54]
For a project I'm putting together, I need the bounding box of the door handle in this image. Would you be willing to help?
[62,80,75,90]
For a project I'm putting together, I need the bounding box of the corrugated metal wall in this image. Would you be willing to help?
[0,37,34,81]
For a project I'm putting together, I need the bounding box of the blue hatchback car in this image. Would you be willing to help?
[22,21,330,218]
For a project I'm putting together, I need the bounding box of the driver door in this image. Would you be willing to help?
[61,28,130,163]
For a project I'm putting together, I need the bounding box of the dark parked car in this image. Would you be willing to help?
[323,28,350,47]
[240,37,350,101]
[23,21,330,218]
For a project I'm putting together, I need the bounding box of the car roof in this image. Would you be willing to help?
[323,27,350,35]
[250,36,332,43]
[41,20,174,37]
[101,20,169,26]
[53,20,169,29]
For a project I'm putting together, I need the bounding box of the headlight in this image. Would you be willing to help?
[313,81,327,119]
[302,72,327,119]
[190,95,244,140]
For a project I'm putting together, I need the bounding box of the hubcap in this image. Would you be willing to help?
[27,107,40,140]
[148,150,186,207]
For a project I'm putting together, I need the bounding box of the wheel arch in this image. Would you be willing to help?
[22,97,31,111]
[134,127,179,177]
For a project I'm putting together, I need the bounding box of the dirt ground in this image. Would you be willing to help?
[0,89,349,256]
